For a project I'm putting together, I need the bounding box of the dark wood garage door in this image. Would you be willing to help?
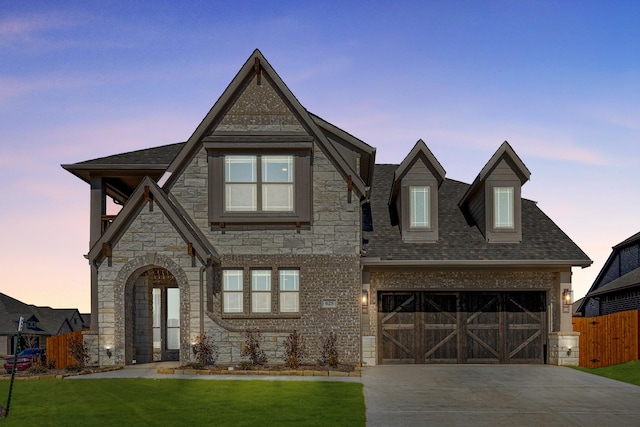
[379,291,546,364]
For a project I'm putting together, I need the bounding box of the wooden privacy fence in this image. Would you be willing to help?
[573,310,640,368]
[45,329,85,369]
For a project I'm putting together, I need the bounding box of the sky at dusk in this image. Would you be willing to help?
[1,1,639,313]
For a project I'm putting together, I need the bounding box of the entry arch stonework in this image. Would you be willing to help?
[113,253,190,365]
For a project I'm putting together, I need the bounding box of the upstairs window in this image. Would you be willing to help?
[494,187,514,229]
[223,270,244,313]
[224,155,294,213]
[409,186,430,228]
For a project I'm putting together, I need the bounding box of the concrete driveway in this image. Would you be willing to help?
[362,364,640,427]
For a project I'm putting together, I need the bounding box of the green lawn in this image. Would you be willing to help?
[0,378,365,426]
[570,360,640,386]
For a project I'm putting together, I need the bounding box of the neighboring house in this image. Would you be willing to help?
[576,232,640,317]
[62,49,591,367]
[0,293,88,355]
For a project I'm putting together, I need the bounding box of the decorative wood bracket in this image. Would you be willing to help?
[102,242,112,267]
[347,175,353,203]
[254,57,262,85]
[144,185,153,211]
[187,242,196,267]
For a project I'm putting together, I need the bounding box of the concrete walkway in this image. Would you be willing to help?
[69,363,640,426]
[361,364,640,427]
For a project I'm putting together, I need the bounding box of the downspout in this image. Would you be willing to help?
[199,257,214,335]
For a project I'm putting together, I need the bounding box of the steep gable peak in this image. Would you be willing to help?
[163,49,368,196]
[478,141,530,185]
[394,139,446,185]
[459,141,530,208]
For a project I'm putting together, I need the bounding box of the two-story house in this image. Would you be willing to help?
[63,49,590,367]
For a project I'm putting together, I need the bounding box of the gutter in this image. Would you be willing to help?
[360,258,593,268]
[199,257,215,335]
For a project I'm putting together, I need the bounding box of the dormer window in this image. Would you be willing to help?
[388,140,446,243]
[410,186,430,228]
[493,186,514,229]
[459,142,530,243]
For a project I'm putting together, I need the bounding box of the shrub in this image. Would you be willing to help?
[67,334,89,367]
[241,328,268,365]
[192,332,219,366]
[66,364,82,372]
[283,330,307,369]
[237,361,254,370]
[318,331,339,368]
[184,362,205,370]
[27,363,48,374]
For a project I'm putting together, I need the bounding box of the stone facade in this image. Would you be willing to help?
[92,73,363,366]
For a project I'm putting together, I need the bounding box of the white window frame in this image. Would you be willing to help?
[224,155,294,213]
[409,186,430,228]
[494,186,514,229]
[279,270,299,313]
[223,270,244,313]
[251,269,272,313]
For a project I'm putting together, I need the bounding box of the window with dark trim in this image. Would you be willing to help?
[225,155,294,213]
[279,269,299,313]
[400,179,438,242]
[207,141,312,226]
[251,269,272,313]
[493,186,514,229]
[223,270,244,313]
[409,186,430,229]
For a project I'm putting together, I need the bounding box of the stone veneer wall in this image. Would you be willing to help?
[94,206,197,366]
[93,74,364,366]
[363,269,565,365]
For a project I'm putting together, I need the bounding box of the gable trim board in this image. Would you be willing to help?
[62,49,591,368]
[88,176,219,265]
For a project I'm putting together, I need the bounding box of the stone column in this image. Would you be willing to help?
[89,176,106,332]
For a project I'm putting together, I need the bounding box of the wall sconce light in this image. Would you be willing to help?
[567,347,572,357]
[105,347,112,359]
[562,289,573,313]
[362,290,369,313]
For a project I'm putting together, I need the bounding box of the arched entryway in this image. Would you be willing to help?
[116,254,190,365]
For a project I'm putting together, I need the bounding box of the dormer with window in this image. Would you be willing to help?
[388,140,446,242]
[459,141,530,243]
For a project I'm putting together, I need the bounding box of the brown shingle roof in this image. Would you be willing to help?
[362,164,591,264]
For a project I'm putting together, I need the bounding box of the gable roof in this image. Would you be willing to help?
[362,164,591,267]
[577,230,640,312]
[310,113,376,188]
[588,266,640,297]
[61,142,185,202]
[388,139,446,205]
[88,176,220,265]
[0,293,87,336]
[163,49,369,197]
[459,141,531,208]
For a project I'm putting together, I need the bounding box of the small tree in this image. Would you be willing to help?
[192,332,219,366]
[68,334,89,367]
[241,328,268,365]
[283,330,307,369]
[318,331,339,368]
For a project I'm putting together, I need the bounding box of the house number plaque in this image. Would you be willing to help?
[322,298,337,308]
